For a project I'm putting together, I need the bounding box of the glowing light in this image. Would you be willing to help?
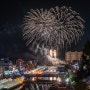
[65,78,69,83]
[49,49,53,57]
[53,50,57,58]
[32,77,35,81]
[36,70,43,74]
[53,77,56,80]
[57,77,62,83]
[14,77,24,83]
[31,70,35,74]
[49,49,57,58]
[50,77,53,81]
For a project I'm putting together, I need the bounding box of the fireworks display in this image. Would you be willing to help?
[50,6,85,46]
[23,9,56,49]
[23,6,85,49]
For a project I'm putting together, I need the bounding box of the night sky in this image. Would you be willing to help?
[0,0,90,60]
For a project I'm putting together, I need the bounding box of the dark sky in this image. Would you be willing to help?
[0,0,90,59]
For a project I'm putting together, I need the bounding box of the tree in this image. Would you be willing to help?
[76,40,90,81]
[83,40,90,57]
[82,40,90,77]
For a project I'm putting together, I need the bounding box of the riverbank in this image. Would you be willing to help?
[0,77,24,90]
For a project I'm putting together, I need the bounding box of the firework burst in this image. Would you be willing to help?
[50,6,85,47]
[23,8,56,49]
[23,6,85,50]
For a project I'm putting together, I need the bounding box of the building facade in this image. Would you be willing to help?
[65,51,83,62]
[0,58,12,76]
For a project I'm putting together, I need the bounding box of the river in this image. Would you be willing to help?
[14,83,50,90]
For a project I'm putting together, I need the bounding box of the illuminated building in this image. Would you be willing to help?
[65,51,83,62]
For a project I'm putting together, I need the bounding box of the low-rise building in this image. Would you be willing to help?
[0,58,12,76]
[65,51,83,62]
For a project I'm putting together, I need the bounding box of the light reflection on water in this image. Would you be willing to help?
[22,83,49,90]
[13,84,24,90]
[14,83,49,90]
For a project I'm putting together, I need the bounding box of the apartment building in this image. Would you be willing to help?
[65,51,83,62]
